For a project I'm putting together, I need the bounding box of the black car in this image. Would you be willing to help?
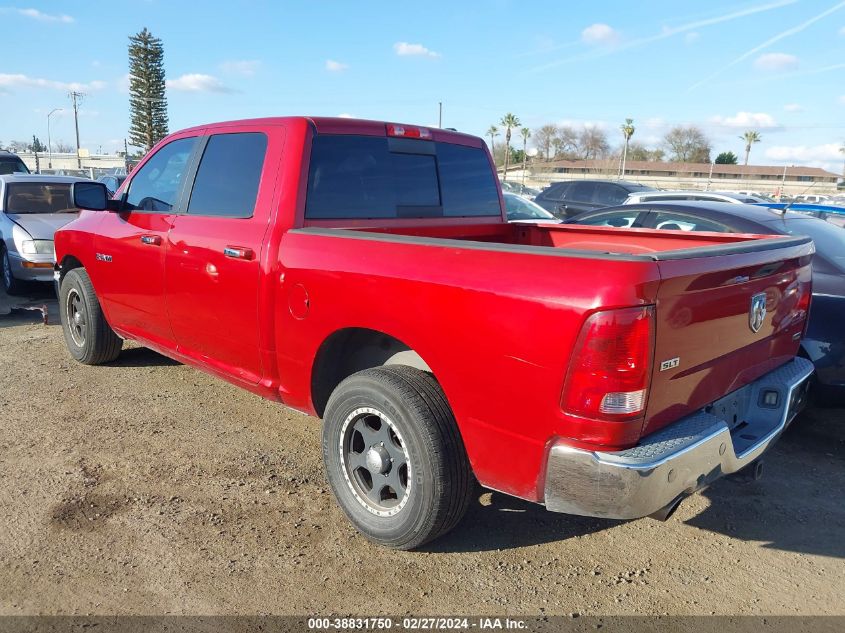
[567,201,845,405]
[97,174,127,196]
[0,151,29,175]
[533,179,655,218]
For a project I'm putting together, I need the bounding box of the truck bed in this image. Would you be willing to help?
[320,221,799,259]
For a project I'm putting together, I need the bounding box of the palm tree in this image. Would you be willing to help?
[620,118,635,179]
[520,127,531,186]
[740,130,762,166]
[500,113,521,181]
[486,125,499,157]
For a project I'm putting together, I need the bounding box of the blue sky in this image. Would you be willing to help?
[1,0,844,172]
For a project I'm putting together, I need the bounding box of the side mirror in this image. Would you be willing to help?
[72,181,110,211]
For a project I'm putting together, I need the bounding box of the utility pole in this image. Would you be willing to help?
[69,91,85,169]
[47,107,63,169]
[438,101,442,129]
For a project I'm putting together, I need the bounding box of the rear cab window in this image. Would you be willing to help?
[305,135,500,219]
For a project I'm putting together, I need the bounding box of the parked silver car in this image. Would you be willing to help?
[0,175,89,294]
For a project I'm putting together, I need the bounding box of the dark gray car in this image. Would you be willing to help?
[533,179,655,218]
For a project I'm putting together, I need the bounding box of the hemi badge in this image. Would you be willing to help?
[660,357,680,372]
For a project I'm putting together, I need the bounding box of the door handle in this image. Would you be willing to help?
[140,235,161,245]
[223,246,253,260]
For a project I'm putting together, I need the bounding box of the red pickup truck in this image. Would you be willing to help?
[56,117,814,549]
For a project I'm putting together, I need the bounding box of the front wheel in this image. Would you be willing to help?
[1,247,26,295]
[322,366,474,550]
[59,268,122,365]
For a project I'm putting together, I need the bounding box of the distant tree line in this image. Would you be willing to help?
[2,136,72,153]
[487,115,768,169]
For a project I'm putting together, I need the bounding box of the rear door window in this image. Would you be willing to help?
[305,135,500,219]
[593,183,629,206]
[540,182,571,202]
[567,181,597,203]
[187,132,268,218]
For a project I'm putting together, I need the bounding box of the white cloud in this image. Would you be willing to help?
[337,113,355,118]
[840,95,845,105]
[325,59,348,72]
[754,52,798,70]
[765,143,845,163]
[840,26,845,35]
[219,60,260,76]
[166,73,235,93]
[0,73,104,92]
[534,1,798,74]
[0,7,73,22]
[581,23,619,45]
[685,31,700,44]
[710,111,779,128]
[783,103,803,112]
[393,42,440,58]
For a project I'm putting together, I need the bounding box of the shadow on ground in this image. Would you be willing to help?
[430,407,844,555]
[109,345,181,368]
[426,490,621,553]
[0,283,59,328]
[685,407,845,558]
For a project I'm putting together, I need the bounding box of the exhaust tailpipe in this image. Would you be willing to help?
[649,495,685,522]
[731,459,764,483]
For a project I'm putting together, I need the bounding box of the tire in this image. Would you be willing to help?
[322,365,474,550]
[59,268,122,365]
[1,247,26,296]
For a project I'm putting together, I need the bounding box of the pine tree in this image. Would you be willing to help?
[128,28,169,151]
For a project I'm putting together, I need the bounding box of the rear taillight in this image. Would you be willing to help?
[386,123,432,139]
[797,279,812,336]
[561,306,655,422]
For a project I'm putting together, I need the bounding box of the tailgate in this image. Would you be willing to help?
[642,235,813,436]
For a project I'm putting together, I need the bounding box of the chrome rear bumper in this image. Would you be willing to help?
[543,357,814,519]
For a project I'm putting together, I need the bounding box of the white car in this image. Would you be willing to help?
[794,194,830,204]
[502,192,561,223]
[623,190,768,205]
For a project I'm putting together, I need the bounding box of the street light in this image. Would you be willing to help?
[47,108,63,169]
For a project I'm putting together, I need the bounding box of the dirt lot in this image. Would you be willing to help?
[1,286,843,617]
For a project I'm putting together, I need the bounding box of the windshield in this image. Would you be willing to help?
[0,157,30,175]
[776,218,845,273]
[504,193,556,220]
[4,183,77,214]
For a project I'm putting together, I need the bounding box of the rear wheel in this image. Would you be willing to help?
[59,268,122,365]
[322,366,474,550]
[1,247,26,295]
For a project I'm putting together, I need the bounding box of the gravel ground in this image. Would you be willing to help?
[0,286,843,617]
